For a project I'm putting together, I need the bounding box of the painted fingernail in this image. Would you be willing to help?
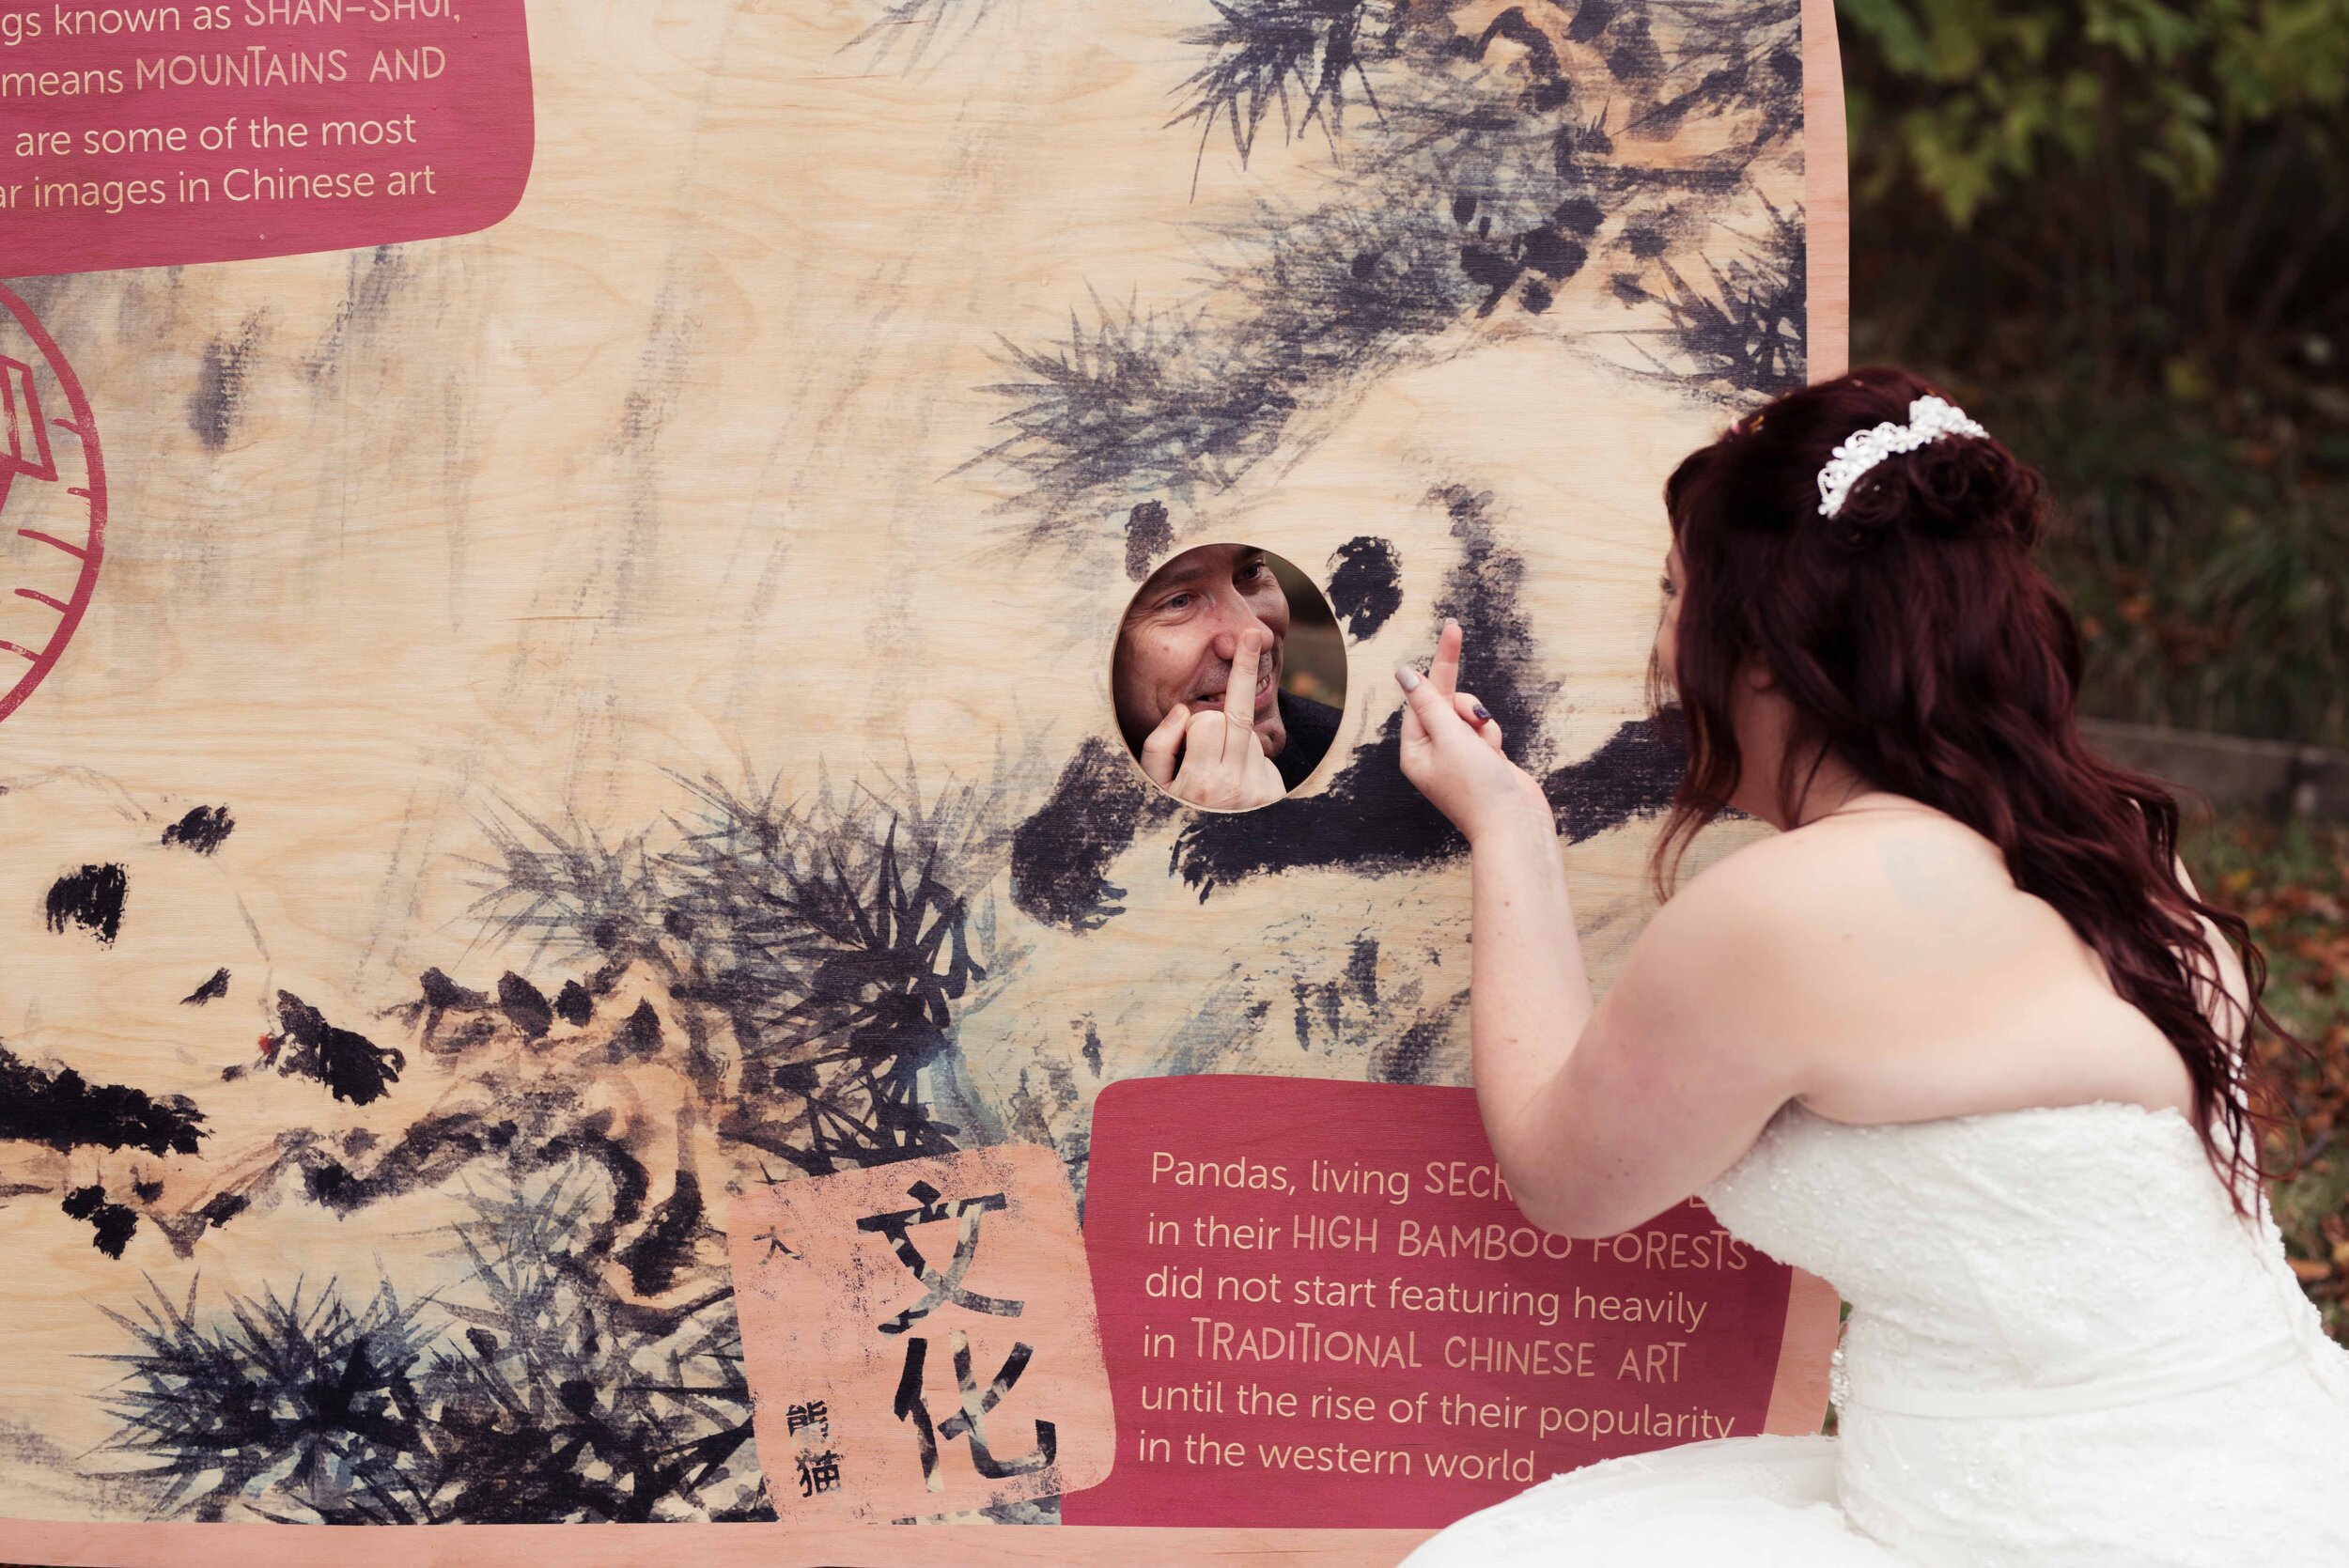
[1471,701,1490,721]
[1394,667,1420,691]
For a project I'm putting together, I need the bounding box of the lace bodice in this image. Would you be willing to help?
[1408,1097,2349,1567]
[1702,1100,2331,1405]
[1697,1099,2349,1565]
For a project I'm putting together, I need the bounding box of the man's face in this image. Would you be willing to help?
[1113,542,1293,758]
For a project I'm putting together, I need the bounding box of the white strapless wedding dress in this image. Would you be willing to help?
[1404,1099,2349,1566]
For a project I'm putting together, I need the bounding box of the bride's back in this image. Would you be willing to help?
[1685,799,2227,1131]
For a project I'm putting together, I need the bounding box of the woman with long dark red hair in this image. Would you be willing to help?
[1393,367,2349,1564]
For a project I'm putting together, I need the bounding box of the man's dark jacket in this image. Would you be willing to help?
[1274,689,1342,792]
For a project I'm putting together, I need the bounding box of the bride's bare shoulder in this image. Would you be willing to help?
[1659,813,1907,911]
[1641,808,2000,964]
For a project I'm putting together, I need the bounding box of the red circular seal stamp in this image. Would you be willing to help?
[0,284,104,724]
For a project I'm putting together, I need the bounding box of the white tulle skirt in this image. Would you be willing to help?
[1401,1435,1902,1565]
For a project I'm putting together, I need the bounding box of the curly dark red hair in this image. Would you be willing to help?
[1651,365,2297,1212]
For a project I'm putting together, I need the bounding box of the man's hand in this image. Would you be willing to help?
[1395,618,1546,842]
[1138,626,1288,810]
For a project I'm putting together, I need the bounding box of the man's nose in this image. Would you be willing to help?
[1208,608,1276,663]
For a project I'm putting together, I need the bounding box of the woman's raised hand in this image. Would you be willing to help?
[1395,619,1547,842]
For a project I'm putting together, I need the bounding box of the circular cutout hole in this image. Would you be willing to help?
[1111,542,1346,810]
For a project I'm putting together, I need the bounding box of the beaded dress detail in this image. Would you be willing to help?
[1403,1099,2349,1567]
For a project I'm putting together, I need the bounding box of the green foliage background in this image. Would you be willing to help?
[1841,0,2349,747]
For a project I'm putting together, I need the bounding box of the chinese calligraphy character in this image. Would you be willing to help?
[855,1179,1022,1334]
[755,1225,802,1262]
[797,1449,844,1498]
[892,1328,1057,1491]
[786,1399,830,1438]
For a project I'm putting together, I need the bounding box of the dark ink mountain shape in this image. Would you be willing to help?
[270,990,406,1107]
[0,1043,206,1157]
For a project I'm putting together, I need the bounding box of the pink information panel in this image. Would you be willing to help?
[1066,1075,1802,1530]
[0,0,531,274]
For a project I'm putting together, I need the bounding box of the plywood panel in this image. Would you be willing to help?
[0,0,1844,1557]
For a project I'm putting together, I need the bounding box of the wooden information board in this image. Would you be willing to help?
[0,0,1845,1559]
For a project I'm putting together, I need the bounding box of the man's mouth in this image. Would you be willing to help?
[1194,669,1276,711]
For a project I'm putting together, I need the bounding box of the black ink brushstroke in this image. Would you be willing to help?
[419,967,492,1013]
[1171,0,1388,175]
[1326,535,1402,639]
[846,0,999,73]
[478,770,1014,1180]
[1009,737,1177,931]
[554,980,594,1027]
[180,968,230,1006]
[160,805,236,855]
[96,1273,443,1522]
[496,972,553,1040]
[272,990,405,1106]
[1372,1014,1451,1084]
[614,1170,703,1299]
[1614,195,1806,392]
[1346,937,1379,1005]
[61,1185,138,1258]
[1543,708,1686,841]
[611,998,663,1062]
[186,317,263,453]
[0,1045,206,1156]
[288,1113,514,1217]
[45,863,127,945]
[1124,500,1174,581]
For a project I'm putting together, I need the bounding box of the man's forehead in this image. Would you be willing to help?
[1136,543,1261,592]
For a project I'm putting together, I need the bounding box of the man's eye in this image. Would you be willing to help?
[1160,592,1194,613]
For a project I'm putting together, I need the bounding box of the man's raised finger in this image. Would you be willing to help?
[1226,626,1267,730]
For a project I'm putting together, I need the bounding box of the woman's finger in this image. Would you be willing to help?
[1454,691,1504,753]
[1430,617,1463,697]
[1140,703,1190,785]
[1395,664,1468,743]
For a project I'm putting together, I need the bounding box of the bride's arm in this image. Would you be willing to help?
[1460,786,1597,1174]
[1398,626,1807,1237]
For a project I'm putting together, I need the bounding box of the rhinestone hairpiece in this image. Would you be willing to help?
[1814,395,1990,518]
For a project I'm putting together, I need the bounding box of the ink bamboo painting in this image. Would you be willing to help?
[0,0,1841,1554]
